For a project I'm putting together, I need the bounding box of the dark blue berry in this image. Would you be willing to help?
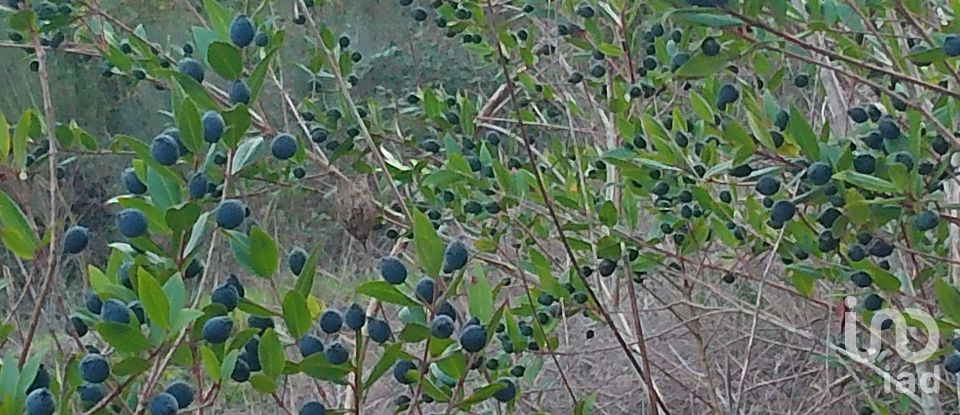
[63,226,90,254]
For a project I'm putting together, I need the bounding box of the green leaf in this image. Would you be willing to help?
[16,350,44,400]
[430,359,457,384]
[610,97,630,114]
[0,113,9,163]
[788,267,816,297]
[907,46,947,65]
[207,41,243,80]
[467,268,493,323]
[191,27,218,62]
[675,52,736,78]
[222,104,251,149]
[460,97,476,136]
[435,352,466,380]
[596,42,623,58]
[423,89,441,119]
[356,281,420,307]
[176,98,204,154]
[299,353,352,383]
[398,323,429,343]
[833,171,897,194]
[227,231,255,275]
[249,373,277,393]
[599,201,618,227]
[0,351,17,414]
[887,164,910,192]
[0,324,12,344]
[596,235,622,261]
[722,119,756,165]
[295,246,321,296]
[413,209,444,277]
[935,278,960,325]
[363,343,402,389]
[319,25,336,50]
[172,309,204,333]
[165,203,201,234]
[0,189,38,259]
[227,328,259,353]
[504,309,524,351]
[338,50,353,77]
[184,212,210,259]
[529,249,567,299]
[788,106,820,159]
[424,170,463,188]
[574,392,598,415]
[459,382,507,408]
[220,349,239,384]
[89,265,136,301]
[259,329,285,379]
[112,357,151,377]
[231,136,263,174]
[398,306,426,326]
[9,10,37,31]
[137,268,170,330]
[202,0,231,39]
[249,47,279,104]
[12,110,33,172]
[200,346,221,380]
[248,226,279,279]
[867,267,902,292]
[147,168,182,210]
[238,297,277,317]
[282,291,311,339]
[95,322,152,353]
[689,92,714,128]
[670,10,743,27]
[172,71,219,109]
[418,376,450,402]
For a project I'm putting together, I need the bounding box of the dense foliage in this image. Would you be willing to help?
[1,0,960,414]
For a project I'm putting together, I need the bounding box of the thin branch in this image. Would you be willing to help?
[18,11,61,368]
[480,0,670,413]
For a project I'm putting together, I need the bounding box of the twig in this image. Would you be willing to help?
[18,10,61,368]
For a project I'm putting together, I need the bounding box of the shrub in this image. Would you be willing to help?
[1,1,959,414]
